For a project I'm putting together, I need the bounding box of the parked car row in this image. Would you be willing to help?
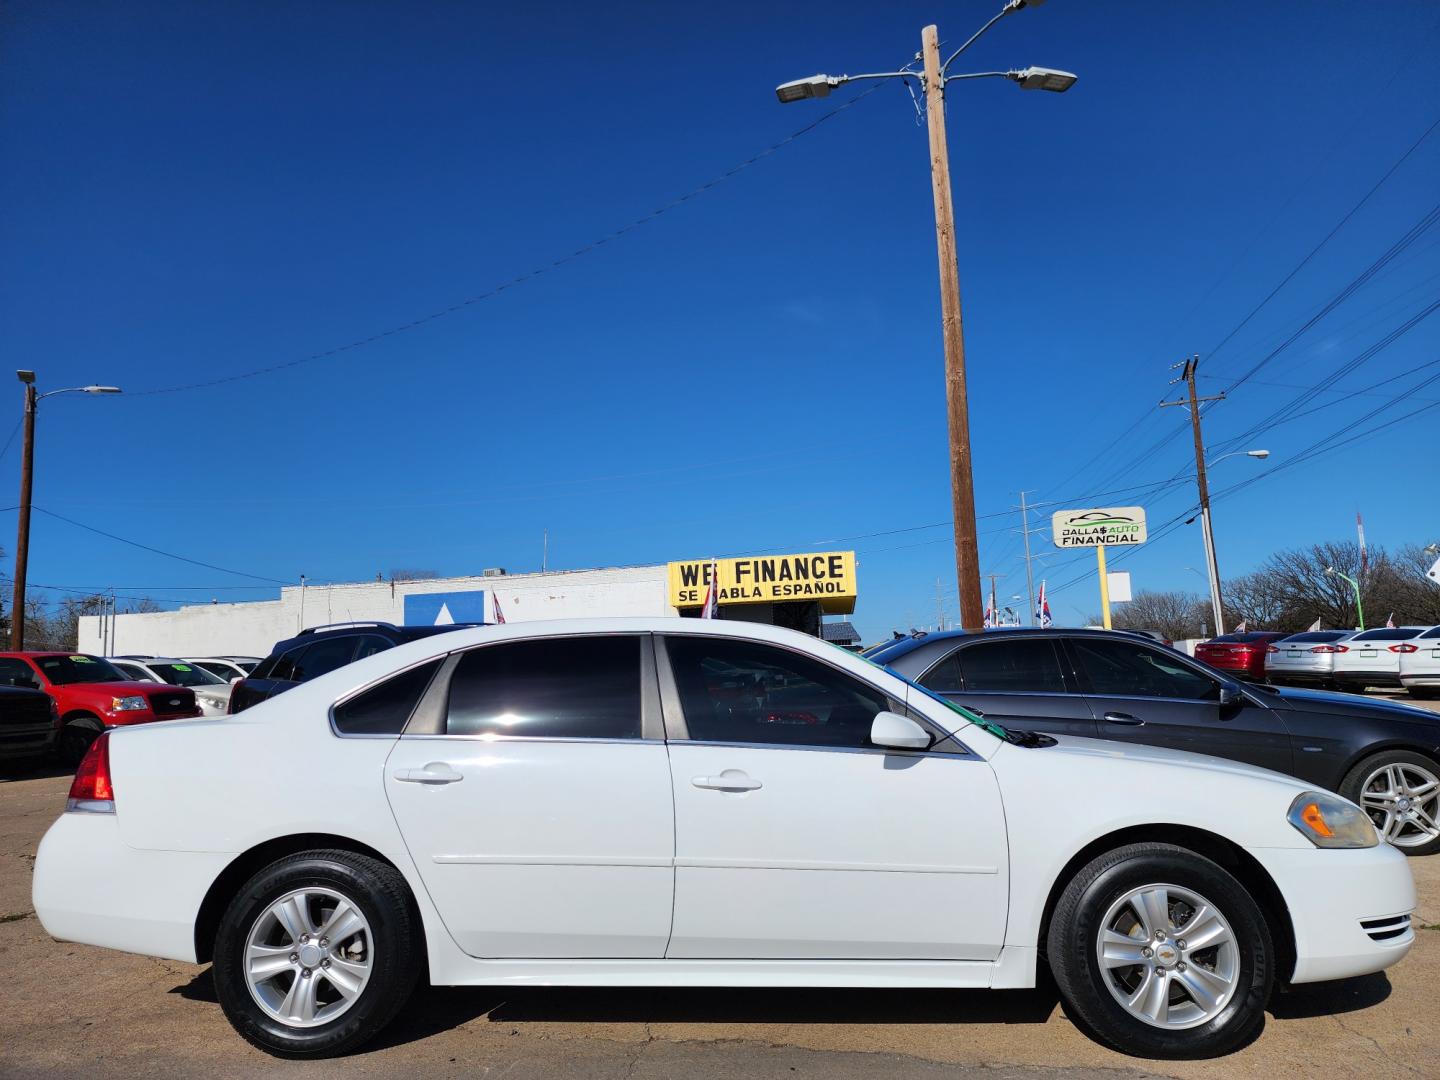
[1258,625,1440,696]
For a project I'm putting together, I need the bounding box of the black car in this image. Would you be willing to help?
[0,682,59,763]
[869,627,1440,856]
[229,621,477,714]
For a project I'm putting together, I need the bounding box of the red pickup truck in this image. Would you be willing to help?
[0,651,200,764]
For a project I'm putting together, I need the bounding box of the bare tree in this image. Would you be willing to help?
[1097,590,1209,642]
[387,568,441,583]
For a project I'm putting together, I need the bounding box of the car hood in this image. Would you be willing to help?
[1030,732,1306,791]
[55,680,178,698]
[1257,684,1440,722]
[189,683,232,699]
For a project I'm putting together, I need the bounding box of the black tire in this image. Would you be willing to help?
[57,718,101,766]
[1047,843,1272,1058]
[212,849,422,1058]
[1340,749,1440,857]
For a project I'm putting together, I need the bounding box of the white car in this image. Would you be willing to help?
[35,619,1414,1060]
[1262,630,1357,687]
[108,657,234,716]
[184,656,261,683]
[1399,625,1440,699]
[1331,626,1437,691]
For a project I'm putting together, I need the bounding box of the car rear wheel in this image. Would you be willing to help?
[213,850,422,1058]
[1340,750,1440,856]
[1047,843,1272,1058]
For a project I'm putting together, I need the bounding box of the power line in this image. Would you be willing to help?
[30,506,293,584]
[127,84,889,398]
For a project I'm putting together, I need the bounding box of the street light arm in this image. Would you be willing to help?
[36,385,122,402]
[941,1,1023,73]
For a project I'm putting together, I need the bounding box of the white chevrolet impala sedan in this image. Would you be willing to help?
[34,619,1415,1059]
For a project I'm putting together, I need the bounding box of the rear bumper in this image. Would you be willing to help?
[1249,843,1416,984]
[32,812,232,964]
[1400,674,1440,688]
[1333,671,1402,687]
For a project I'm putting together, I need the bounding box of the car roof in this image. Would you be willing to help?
[862,625,1167,663]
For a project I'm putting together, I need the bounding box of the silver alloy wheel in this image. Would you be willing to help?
[1360,762,1440,848]
[1096,883,1239,1030]
[244,887,373,1028]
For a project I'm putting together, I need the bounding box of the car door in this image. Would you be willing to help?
[659,632,1008,961]
[918,636,1098,739]
[384,633,676,959]
[1067,636,1292,775]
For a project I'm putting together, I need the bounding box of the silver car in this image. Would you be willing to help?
[1263,630,1358,688]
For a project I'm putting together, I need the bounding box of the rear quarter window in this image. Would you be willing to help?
[333,660,442,736]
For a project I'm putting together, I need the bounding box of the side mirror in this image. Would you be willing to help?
[1219,684,1241,707]
[870,710,932,751]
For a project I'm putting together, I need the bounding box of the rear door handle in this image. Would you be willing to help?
[394,763,464,785]
[1103,712,1144,726]
[692,770,762,792]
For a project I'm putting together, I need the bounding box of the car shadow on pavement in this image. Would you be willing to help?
[0,759,71,783]
[364,984,1063,1052]
[1268,972,1391,1019]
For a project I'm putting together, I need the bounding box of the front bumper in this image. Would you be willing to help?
[32,812,233,964]
[1249,842,1415,984]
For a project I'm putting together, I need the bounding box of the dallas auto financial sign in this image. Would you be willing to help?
[1050,507,1149,548]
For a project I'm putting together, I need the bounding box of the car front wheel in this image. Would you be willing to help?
[1047,843,1272,1058]
[212,849,422,1058]
[1340,750,1440,856]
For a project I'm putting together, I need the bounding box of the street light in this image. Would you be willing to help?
[1184,446,1270,637]
[775,0,1073,631]
[1324,566,1365,631]
[10,371,124,649]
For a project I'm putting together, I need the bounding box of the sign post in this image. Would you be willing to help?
[1051,507,1148,629]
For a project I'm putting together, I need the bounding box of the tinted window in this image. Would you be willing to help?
[112,663,153,681]
[334,660,441,736]
[1074,639,1219,700]
[666,636,889,749]
[1280,631,1351,644]
[0,658,37,686]
[353,636,392,661]
[194,661,237,680]
[291,637,360,682]
[1350,627,1423,642]
[1422,627,1440,640]
[446,636,641,739]
[951,639,1067,693]
[919,654,963,692]
[264,644,308,683]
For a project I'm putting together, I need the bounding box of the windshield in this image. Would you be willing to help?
[149,662,225,687]
[36,654,128,685]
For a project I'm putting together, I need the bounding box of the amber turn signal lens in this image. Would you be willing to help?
[1299,801,1334,837]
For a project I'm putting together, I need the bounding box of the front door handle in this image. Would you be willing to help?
[394,763,464,785]
[1103,712,1144,726]
[692,769,762,792]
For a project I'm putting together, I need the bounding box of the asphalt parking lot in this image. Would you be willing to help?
[3,695,1438,1079]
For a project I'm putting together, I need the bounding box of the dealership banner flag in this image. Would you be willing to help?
[1307,617,1322,631]
[1036,581,1053,628]
[700,561,720,619]
[492,593,506,624]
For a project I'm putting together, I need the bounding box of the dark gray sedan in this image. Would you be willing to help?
[866,627,1440,855]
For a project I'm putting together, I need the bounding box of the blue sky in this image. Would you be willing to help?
[2,0,1438,641]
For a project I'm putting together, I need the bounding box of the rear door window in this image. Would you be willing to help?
[334,660,442,736]
[950,639,1068,694]
[445,636,642,739]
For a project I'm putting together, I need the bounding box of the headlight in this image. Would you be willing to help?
[1287,791,1378,849]
[110,695,147,712]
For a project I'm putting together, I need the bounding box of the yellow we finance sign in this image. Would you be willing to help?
[667,551,857,614]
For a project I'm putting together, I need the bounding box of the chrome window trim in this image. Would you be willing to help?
[329,654,449,739]
[390,734,667,747]
[677,738,979,761]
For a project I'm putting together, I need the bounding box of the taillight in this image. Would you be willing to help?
[67,733,115,814]
[1390,644,1419,653]
[1265,645,1280,653]
[1311,645,1341,654]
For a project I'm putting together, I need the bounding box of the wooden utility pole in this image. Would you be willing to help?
[921,24,984,632]
[1161,356,1227,635]
[10,379,36,650]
